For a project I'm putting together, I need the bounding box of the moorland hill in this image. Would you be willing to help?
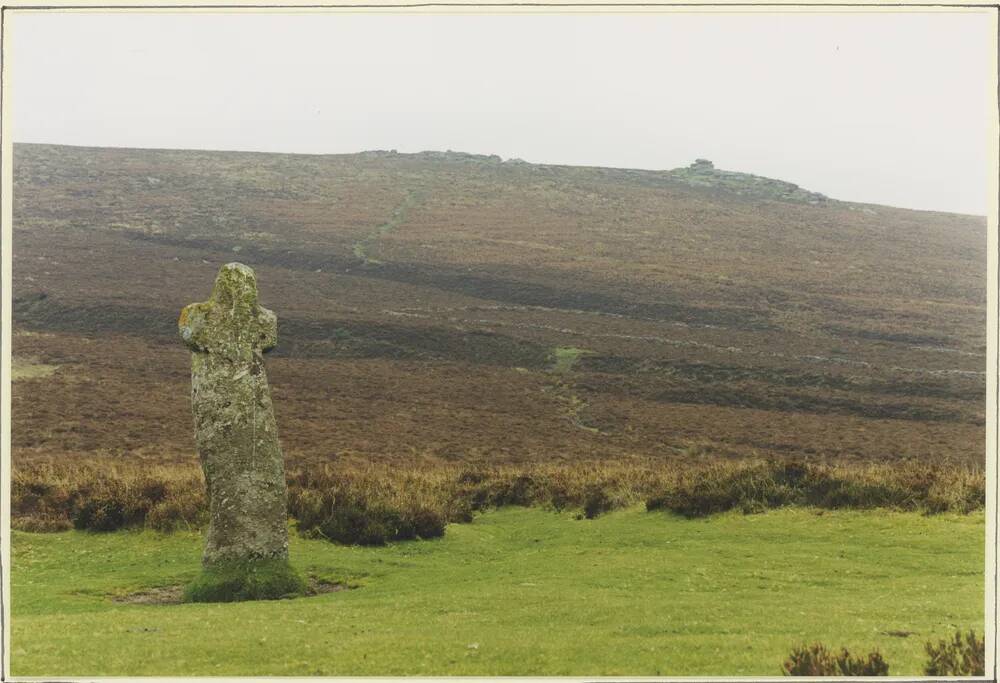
[11,143,987,468]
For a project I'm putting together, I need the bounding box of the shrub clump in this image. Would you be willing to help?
[453,466,639,519]
[72,495,132,531]
[13,462,207,533]
[582,484,614,519]
[782,642,889,676]
[646,459,984,518]
[647,462,795,517]
[15,515,73,533]
[14,456,985,538]
[289,485,446,546]
[145,493,208,532]
[923,630,985,676]
[70,476,181,531]
[459,472,545,511]
[184,558,306,603]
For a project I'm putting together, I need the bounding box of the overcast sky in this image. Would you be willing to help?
[10,10,995,215]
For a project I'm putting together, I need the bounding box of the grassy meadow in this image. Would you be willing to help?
[11,506,985,677]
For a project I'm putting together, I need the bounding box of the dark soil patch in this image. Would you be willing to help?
[14,295,551,368]
[113,585,184,605]
[579,355,984,402]
[824,324,955,347]
[110,577,355,605]
[651,385,975,424]
[307,577,356,596]
[119,231,775,332]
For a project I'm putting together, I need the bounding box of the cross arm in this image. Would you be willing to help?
[258,306,278,353]
[178,301,213,352]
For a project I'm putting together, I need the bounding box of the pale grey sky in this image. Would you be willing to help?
[10,10,995,215]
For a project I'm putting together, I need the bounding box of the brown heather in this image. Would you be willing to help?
[783,643,890,676]
[12,144,987,481]
[781,630,986,677]
[923,630,986,676]
[13,456,984,543]
[8,145,988,546]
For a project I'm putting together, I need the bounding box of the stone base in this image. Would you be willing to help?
[184,558,306,603]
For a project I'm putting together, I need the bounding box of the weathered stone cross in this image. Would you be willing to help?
[179,263,299,596]
[180,262,277,364]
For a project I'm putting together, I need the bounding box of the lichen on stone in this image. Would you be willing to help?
[179,263,301,601]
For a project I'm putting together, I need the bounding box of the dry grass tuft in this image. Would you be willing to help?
[645,458,984,518]
[12,455,984,539]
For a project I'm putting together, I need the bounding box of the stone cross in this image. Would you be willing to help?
[179,263,290,569]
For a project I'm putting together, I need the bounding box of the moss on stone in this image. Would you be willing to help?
[184,558,306,603]
[180,262,293,587]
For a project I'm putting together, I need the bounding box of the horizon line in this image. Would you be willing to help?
[12,138,988,218]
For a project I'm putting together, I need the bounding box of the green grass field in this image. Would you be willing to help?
[11,507,984,677]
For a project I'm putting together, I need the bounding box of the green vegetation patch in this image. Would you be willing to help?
[12,357,60,381]
[184,558,306,603]
[353,190,420,265]
[550,346,592,374]
[11,507,984,676]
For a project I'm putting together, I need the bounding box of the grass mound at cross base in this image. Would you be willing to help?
[184,558,306,603]
[10,506,984,677]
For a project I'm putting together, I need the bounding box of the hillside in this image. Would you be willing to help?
[10,143,987,468]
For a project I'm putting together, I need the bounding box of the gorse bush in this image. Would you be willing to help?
[923,630,985,676]
[782,642,889,676]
